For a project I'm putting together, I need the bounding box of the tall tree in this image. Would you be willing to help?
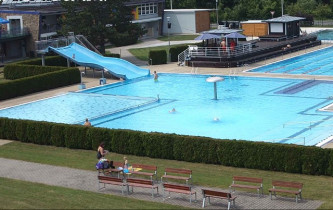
[60,0,133,54]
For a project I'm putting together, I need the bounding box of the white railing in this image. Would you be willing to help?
[35,37,69,53]
[178,43,253,63]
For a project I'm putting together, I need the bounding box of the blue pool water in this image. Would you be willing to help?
[315,29,333,40]
[1,74,333,146]
[249,47,333,75]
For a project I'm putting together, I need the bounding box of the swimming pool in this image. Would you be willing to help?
[248,47,333,75]
[1,74,333,146]
[314,29,333,40]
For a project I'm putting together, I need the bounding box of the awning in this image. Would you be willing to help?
[195,33,221,40]
[0,17,9,24]
[131,17,162,24]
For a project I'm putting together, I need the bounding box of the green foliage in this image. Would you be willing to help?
[60,0,134,54]
[4,65,66,80]
[0,68,80,100]
[104,52,120,58]
[15,56,69,67]
[1,117,332,176]
[170,45,188,62]
[109,32,139,47]
[148,50,167,65]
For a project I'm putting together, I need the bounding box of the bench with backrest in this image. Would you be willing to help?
[202,189,236,210]
[163,183,197,203]
[106,161,123,178]
[269,180,303,203]
[229,176,263,197]
[161,168,192,185]
[97,175,126,195]
[130,163,157,182]
[126,178,159,198]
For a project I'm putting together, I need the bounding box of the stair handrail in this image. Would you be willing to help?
[75,35,102,55]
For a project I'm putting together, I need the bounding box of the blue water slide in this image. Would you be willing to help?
[49,43,150,80]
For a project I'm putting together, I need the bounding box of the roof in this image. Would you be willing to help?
[203,28,243,35]
[263,15,305,23]
[164,9,213,12]
[240,20,264,24]
[0,2,66,15]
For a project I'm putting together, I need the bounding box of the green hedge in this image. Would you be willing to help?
[0,68,80,100]
[104,52,121,58]
[148,50,167,65]
[4,65,67,80]
[15,56,69,67]
[0,117,332,176]
[170,45,188,62]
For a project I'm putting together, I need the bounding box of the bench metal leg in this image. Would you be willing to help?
[296,195,298,203]
[270,192,272,200]
[227,201,231,210]
[202,197,206,208]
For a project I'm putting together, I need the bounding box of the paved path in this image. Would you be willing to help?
[0,157,322,209]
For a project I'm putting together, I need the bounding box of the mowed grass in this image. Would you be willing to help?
[0,177,185,209]
[128,43,193,61]
[0,141,333,208]
[157,35,198,41]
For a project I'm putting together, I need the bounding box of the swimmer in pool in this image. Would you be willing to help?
[169,108,176,113]
[213,117,219,121]
[153,71,158,81]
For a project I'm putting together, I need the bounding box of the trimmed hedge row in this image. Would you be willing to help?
[16,56,69,67]
[148,50,167,65]
[0,68,80,100]
[170,45,188,62]
[0,117,332,176]
[4,65,67,80]
[104,52,121,58]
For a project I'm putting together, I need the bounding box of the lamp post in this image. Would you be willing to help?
[270,11,275,19]
[170,0,173,9]
[281,0,284,15]
[167,16,171,62]
[216,0,219,26]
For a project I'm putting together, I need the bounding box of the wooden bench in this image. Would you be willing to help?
[97,175,126,195]
[229,176,263,197]
[105,161,123,178]
[126,178,159,198]
[202,189,236,210]
[163,183,197,203]
[161,168,192,185]
[130,163,157,182]
[269,180,303,203]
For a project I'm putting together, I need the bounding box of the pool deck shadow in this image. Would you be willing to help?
[0,157,323,209]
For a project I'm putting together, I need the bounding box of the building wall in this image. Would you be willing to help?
[241,23,268,37]
[0,12,40,54]
[195,11,210,33]
[163,11,196,34]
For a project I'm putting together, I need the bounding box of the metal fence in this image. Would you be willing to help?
[0,27,30,39]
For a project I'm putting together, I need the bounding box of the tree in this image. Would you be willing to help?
[314,4,332,25]
[60,0,134,54]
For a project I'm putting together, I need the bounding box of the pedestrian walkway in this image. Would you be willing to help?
[0,157,322,209]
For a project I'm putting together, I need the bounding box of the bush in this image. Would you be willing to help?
[4,65,67,80]
[0,68,80,100]
[109,32,138,47]
[170,45,188,62]
[104,52,121,58]
[15,56,70,67]
[148,50,167,65]
[0,117,332,176]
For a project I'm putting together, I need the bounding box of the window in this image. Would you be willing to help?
[138,3,157,15]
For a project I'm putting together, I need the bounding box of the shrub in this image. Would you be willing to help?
[0,68,80,100]
[15,56,69,67]
[4,65,67,80]
[170,45,188,62]
[104,52,121,58]
[0,117,332,176]
[109,32,138,47]
[148,50,167,65]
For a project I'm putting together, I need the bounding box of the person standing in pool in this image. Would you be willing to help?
[153,71,158,81]
[84,118,91,126]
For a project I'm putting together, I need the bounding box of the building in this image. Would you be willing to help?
[240,20,268,37]
[0,0,165,61]
[262,15,305,38]
[163,9,212,35]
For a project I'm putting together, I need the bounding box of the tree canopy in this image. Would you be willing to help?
[59,0,142,54]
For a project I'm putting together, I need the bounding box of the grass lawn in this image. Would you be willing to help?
[0,141,333,208]
[157,35,198,41]
[0,177,185,209]
[129,43,191,61]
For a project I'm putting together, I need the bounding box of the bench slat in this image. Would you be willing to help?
[269,188,301,195]
[165,168,192,174]
[233,176,263,183]
[272,181,303,189]
[231,184,261,190]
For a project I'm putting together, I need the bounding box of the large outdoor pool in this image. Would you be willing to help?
[248,47,333,75]
[1,74,333,146]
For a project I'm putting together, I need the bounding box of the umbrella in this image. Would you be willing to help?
[0,17,9,24]
[224,32,246,39]
[194,33,221,40]
[224,32,246,45]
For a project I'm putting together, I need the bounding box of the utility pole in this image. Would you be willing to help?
[216,0,219,25]
[170,0,173,9]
